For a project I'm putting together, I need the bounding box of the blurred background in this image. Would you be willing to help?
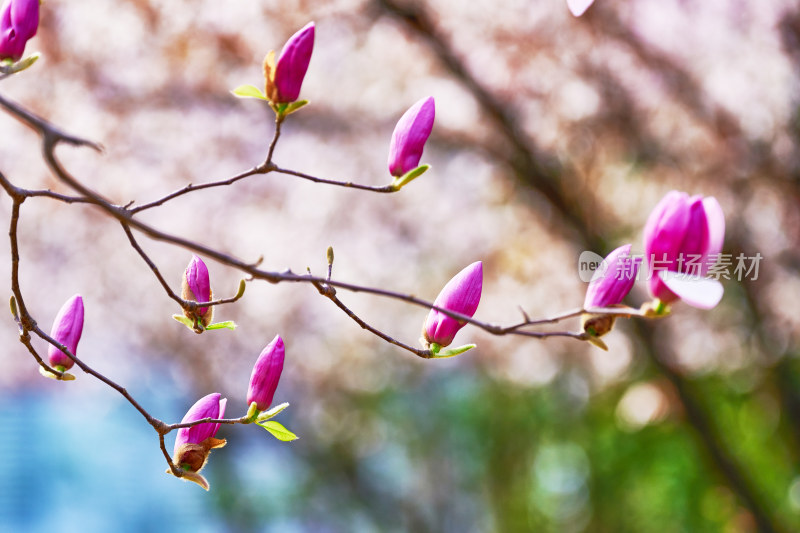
[1,0,799,531]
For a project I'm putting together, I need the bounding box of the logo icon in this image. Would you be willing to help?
[578,251,606,282]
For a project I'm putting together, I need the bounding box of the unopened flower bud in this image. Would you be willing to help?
[246,335,285,412]
[172,393,227,474]
[643,191,725,309]
[388,97,435,178]
[584,244,639,310]
[0,0,39,62]
[47,294,84,370]
[264,22,315,104]
[182,255,213,327]
[423,261,483,348]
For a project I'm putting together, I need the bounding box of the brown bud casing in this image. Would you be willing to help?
[581,313,616,338]
[263,51,278,103]
[172,436,227,473]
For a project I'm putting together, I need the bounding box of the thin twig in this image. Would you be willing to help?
[273,166,397,193]
[311,279,432,358]
[265,113,283,164]
[129,166,265,214]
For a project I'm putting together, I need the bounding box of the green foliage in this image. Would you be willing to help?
[230,84,268,100]
[257,420,299,442]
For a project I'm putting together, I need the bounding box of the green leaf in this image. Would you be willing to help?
[231,84,268,100]
[256,402,290,422]
[257,420,299,441]
[283,99,309,116]
[205,321,237,331]
[0,53,40,75]
[431,343,476,359]
[172,314,196,330]
[234,279,246,300]
[391,164,430,191]
[245,401,260,422]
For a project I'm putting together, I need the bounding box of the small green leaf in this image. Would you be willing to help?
[256,402,290,422]
[257,420,299,441]
[1,53,40,75]
[391,164,429,191]
[10,295,18,319]
[231,84,268,100]
[172,314,195,330]
[205,321,237,331]
[283,99,309,116]
[244,401,260,423]
[431,343,476,359]
[234,279,246,300]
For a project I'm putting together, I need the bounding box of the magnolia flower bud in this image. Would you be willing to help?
[47,294,84,370]
[643,191,725,309]
[581,245,639,338]
[246,335,285,412]
[423,261,483,348]
[0,0,39,62]
[388,97,435,177]
[584,244,639,309]
[264,22,315,104]
[172,393,227,474]
[182,255,213,327]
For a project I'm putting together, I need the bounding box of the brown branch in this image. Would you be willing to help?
[265,112,283,164]
[311,278,432,358]
[129,166,265,214]
[273,166,397,193]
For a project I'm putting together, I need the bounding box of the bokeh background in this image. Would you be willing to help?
[1,0,800,531]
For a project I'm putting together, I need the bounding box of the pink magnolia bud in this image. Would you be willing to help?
[264,22,315,104]
[643,191,725,309]
[423,261,483,348]
[47,294,84,370]
[246,335,285,412]
[388,97,435,177]
[584,244,639,309]
[0,0,38,61]
[173,393,227,473]
[182,255,213,326]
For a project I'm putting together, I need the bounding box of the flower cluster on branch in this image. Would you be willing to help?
[0,7,728,491]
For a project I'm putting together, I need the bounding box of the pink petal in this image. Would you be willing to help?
[658,271,723,310]
[567,0,595,17]
[643,190,690,271]
[583,244,639,308]
[702,197,725,258]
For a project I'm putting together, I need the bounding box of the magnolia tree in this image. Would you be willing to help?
[0,0,726,491]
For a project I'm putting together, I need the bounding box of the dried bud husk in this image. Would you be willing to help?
[581,313,616,338]
[172,436,227,474]
[263,50,277,102]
